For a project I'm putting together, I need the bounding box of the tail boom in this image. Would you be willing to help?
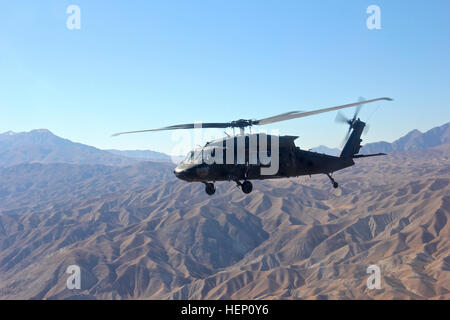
[340,119,366,158]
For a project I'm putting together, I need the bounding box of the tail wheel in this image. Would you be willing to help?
[205,183,216,195]
[241,181,253,194]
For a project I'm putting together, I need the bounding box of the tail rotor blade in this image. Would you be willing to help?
[352,96,365,120]
[354,104,362,120]
[363,124,370,136]
[335,111,350,124]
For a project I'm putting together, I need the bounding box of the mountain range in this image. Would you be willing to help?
[0,129,181,167]
[105,149,175,162]
[2,122,448,168]
[310,122,450,156]
[361,122,450,154]
[0,129,136,167]
[0,122,448,299]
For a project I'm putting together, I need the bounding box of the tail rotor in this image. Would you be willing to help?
[335,97,365,148]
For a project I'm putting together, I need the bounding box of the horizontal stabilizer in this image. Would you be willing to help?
[353,153,387,158]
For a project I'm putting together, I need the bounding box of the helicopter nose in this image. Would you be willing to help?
[174,166,186,180]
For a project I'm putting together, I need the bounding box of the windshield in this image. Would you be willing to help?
[184,151,194,162]
[184,150,203,164]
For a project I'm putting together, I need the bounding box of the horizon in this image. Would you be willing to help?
[1,120,448,155]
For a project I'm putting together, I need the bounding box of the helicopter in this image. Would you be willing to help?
[113,97,392,195]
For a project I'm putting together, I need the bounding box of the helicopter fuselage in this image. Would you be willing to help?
[173,133,355,183]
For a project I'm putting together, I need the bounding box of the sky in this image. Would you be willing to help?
[0,1,449,155]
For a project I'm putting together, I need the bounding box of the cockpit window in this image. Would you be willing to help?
[193,151,202,163]
[185,151,194,162]
[184,150,203,164]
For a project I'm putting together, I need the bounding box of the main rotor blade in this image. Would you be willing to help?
[353,96,365,120]
[112,122,230,136]
[112,97,393,136]
[255,97,393,126]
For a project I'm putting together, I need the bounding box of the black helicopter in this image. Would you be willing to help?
[113,97,392,195]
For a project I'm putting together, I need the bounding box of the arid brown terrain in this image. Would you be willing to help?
[0,124,448,299]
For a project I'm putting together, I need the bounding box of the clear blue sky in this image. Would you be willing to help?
[1,1,449,155]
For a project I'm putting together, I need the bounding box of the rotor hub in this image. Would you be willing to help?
[229,119,255,128]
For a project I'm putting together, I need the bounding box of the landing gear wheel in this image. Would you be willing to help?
[205,183,216,195]
[326,173,339,189]
[241,181,253,194]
